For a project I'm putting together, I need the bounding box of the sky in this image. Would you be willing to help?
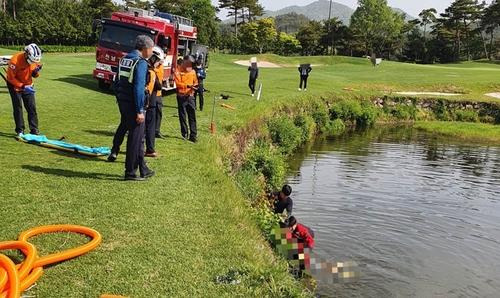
[212,0,493,19]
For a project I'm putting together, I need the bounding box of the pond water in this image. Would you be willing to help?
[287,127,500,298]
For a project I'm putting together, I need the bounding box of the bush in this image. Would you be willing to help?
[253,200,282,242]
[433,99,452,121]
[330,99,363,123]
[267,116,303,155]
[243,140,287,190]
[235,169,266,203]
[311,101,330,128]
[294,114,316,143]
[454,109,479,122]
[322,119,346,136]
[358,101,379,126]
[392,105,417,120]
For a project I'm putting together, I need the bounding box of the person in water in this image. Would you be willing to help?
[268,184,293,217]
[288,216,315,250]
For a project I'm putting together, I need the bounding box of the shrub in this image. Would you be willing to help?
[235,169,266,203]
[253,200,282,242]
[243,140,287,190]
[330,99,363,123]
[454,109,479,122]
[310,101,330,128]
[358,101,379,126]
[392,105,417,120]
[322,119,346,136]
[294,114,316,143]
[433,99,452,121]
[267,116,303,155]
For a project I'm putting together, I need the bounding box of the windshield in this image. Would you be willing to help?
[99,24,155,53]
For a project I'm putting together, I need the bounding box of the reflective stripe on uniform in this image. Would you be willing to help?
[118,57,140,83]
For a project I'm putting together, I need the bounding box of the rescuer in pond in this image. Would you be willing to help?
[5,43,43,136]
[145,46,165,158]
[288,216,315,250]
[268,184,293,217]
[298,64,312,91]
[113,35,155,181]
[174,55,198,143]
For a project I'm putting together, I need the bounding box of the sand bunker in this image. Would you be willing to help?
[234,60,281,68]
[394,91,461,96]
[485,93,500,99]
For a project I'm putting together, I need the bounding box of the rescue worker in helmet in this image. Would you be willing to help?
[113,35,155,181]
[6,43,43,136]
[144,46,164,158]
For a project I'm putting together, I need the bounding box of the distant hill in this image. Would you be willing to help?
[262,0,415,24]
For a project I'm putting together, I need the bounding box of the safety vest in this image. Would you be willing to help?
[118,56,141,84]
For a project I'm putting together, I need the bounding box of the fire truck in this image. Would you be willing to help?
[93,8,208,91]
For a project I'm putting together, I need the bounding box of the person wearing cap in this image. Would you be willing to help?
[144,46,165,158]
[6,43,43,136]
[174,55,198,142]
[248,58,259,96]
[114,35,155,181]
[268,184,293,217]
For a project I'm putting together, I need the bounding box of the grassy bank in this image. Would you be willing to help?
[0,48,499,296]
[414,121,500,144]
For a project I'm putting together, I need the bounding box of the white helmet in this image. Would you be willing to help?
[152,46,165,62]
[25,43,42,64]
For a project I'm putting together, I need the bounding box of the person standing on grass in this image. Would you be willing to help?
[6,43,43,136]
[298,64,312,91]
[268,184,293,217]
[174,55,198,143]
[194,58,206,111]
[248,58,259,97]
[113,35,155,181]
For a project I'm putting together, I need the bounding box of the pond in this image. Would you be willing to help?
[287,126,500,297]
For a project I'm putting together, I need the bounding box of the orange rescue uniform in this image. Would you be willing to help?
[6,52,41,92]
[174,66,198,96]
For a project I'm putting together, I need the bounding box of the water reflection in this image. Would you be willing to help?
[287,126,500,297]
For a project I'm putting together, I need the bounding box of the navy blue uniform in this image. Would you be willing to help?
[194,66,206,111]
[114,50,150,177]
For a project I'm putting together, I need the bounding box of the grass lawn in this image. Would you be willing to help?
[0,48,499,297]
[414,121,500,144]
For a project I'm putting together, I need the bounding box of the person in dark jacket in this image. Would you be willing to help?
[194,59,206,111]
[298,64,312,91]
[268,184,293,217]
[248,60,259,97]
[112,35,155,181]
[288,216,315,250]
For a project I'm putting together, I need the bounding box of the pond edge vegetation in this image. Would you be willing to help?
[217,94,500,295]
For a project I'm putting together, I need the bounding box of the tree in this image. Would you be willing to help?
[349,0,404,57]
[238,21,258,52]
[275,12,309,34]
[154,0,189,15]
[297,20,325,55]
[275,32,301,56]
[255,18,277,53]
[322,17,344,55]
[419,8,437,60]
[481,0,500,59]
[219,0,243,36]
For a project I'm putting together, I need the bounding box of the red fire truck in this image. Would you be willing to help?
[93,8,207,91]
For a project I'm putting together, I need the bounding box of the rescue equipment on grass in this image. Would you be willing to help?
[17,133,111,157]
[0,225,102,298]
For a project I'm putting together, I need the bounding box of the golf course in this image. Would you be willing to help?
[1,48,500,297]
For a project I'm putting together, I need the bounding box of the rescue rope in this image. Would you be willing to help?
[0,225,102,298]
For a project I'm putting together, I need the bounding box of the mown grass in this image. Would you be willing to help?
[414,121,500,144]
[0,48,499,297]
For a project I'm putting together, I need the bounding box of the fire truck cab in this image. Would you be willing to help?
[93,8,206,91]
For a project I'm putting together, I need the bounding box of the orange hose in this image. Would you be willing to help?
[0,225,101,298]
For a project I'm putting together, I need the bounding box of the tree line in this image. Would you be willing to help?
[0,0,498,63]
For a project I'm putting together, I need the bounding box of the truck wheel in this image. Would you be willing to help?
[98,79,110,90]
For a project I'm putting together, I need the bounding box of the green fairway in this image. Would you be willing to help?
[0,49,499,297]
[414,121,500,144]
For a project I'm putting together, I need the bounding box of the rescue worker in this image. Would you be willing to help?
[114,35,155,181]
[268,184,293,217]
[174,55,198,143]
[194,58,206,111]
[248,59,259,97]
[6,43,43,136]
[298,64,312,91]
[145,46,165,158]
[288,216,315,250]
